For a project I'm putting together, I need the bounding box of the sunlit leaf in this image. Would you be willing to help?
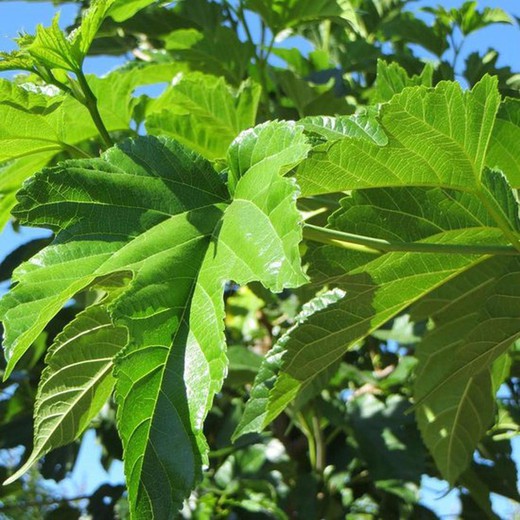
[147,73,261,160]
[0,123,309,515]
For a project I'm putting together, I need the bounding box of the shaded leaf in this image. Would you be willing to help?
[381,12,449,57]
[348,394,424,498]
[4,302,128,484]
[236,180,518,440]
[412,257,520,483]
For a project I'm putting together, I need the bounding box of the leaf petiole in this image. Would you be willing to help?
[75,70,114,149]
[303,224,520,256]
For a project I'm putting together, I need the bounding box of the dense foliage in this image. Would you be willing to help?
[0,0,520,518]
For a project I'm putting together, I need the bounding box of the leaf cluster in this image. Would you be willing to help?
[0,1,519,519]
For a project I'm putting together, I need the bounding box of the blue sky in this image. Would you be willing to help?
[0,0,519,516]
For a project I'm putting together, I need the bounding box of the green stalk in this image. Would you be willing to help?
[311,412,325,473]
[75,70,113,149]
[236,1,277,110]
[476,190,520,253]
[236,1,256,54]
[303,224,520,256]
[296,411,317,471]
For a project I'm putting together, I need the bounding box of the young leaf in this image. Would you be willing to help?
[0,50,36,72]
[25,0,115,72]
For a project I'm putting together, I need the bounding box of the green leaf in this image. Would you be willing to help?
[0,64,176,229]
[236,181,517,437]
[487,98,520,188]
[227,120,311,195]
[26,0,116,71]
[412,257,520,483]
[491,352,512,394]
[0,69,146,163]
[369,59,434,104]
[113,218,223,517]
[146,73,261,160]
[240,250,493,434]
[0,137,229,376]
[1,126,308,514]
[75,0,117,56]
[0,153,56,230]
[300,108,388,146]
[244,0,360,34]
[89,63,183,131]
[456,1,512,36]
[108,0,160,22]
[25,14,80,71]
[164,27,255,85]
[307,185,513,277]
[227,346,262,377]
[297,76,502,195]
[4,301,128,485]
[480,169,520,234]
[0,80,92,162]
